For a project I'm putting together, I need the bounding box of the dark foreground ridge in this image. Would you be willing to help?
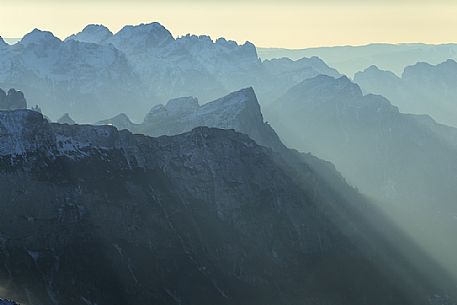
[0,110,455,305]
[0,300,19,305]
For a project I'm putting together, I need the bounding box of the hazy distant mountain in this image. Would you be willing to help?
[258,43,457,77]
[354,59,457,127]
[0,109,453,305]
[97,113,138,131]
[256,56,340,104]
[0,29,147,122]
[267,75,457,282]
[57,113,76,124]
[268,75,457,209]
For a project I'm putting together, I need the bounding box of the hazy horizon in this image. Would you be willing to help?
[5,34,457,49]
[2,0,457,48]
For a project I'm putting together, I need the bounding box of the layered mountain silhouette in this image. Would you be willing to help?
[102,88,285,151]
[268,75,457,209]
[0,22,339,122]
[0,109,455,305]
[267,75,457,282]
[354,59,457,127]
[259,43,457,76]
[2,19,457,305]
[99,88,360,202]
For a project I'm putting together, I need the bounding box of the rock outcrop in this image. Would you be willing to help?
[0,88,27,110]
[104,88,287,155]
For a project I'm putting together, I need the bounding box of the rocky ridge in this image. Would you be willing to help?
[0,109,452,305]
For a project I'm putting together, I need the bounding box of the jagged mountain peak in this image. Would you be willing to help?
[214,37,255,51]
[262,57,341,80]
[196,87,264,127]
[65,24,113,43]
[20,28,61,47]
[202,87,259,112]
[176,34,255,51]
[110,22,174,50]
[133,87,289,153]
[179,34,213,44]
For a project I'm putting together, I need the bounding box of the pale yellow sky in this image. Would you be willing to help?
[1,0,457,48]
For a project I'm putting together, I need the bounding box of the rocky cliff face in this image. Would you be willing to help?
[0,23,341,123]
[107,23,262,100]
[103,88,287,154]
[0,110,452,305]
[97,87,392,208]
[63,22,339,111]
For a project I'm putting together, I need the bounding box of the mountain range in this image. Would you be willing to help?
[258,43,457,77]
[0,31,146,122]
[354,59,457,127]
[2,20,457,305]
[0,23,339,122]
[268,75,457,208]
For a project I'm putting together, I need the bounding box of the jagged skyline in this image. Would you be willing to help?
[2,0,457,48]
